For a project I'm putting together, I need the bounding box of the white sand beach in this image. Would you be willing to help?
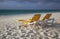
[0,12,60,39]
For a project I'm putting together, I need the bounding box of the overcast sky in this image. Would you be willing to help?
[0,0,60,10]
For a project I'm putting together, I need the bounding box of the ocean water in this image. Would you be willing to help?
[0,10,60,15]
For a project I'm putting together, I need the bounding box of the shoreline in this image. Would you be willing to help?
[0,12,60,16]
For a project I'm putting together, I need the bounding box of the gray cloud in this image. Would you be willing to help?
[0,0,60,2]
[0,0,60,9]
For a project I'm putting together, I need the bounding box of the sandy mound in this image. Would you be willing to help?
[0,21,60,39]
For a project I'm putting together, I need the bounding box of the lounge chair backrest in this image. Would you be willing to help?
[42,14,52,21]
[30,14,41,22]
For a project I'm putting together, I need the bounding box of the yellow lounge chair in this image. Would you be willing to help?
[18,14,41,25]
[39,14,52,27]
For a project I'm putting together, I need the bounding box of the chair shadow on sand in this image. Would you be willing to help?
[35,18,60,29]
[52,22,60,27]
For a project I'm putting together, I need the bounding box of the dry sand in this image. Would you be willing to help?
[0,12,60,39]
